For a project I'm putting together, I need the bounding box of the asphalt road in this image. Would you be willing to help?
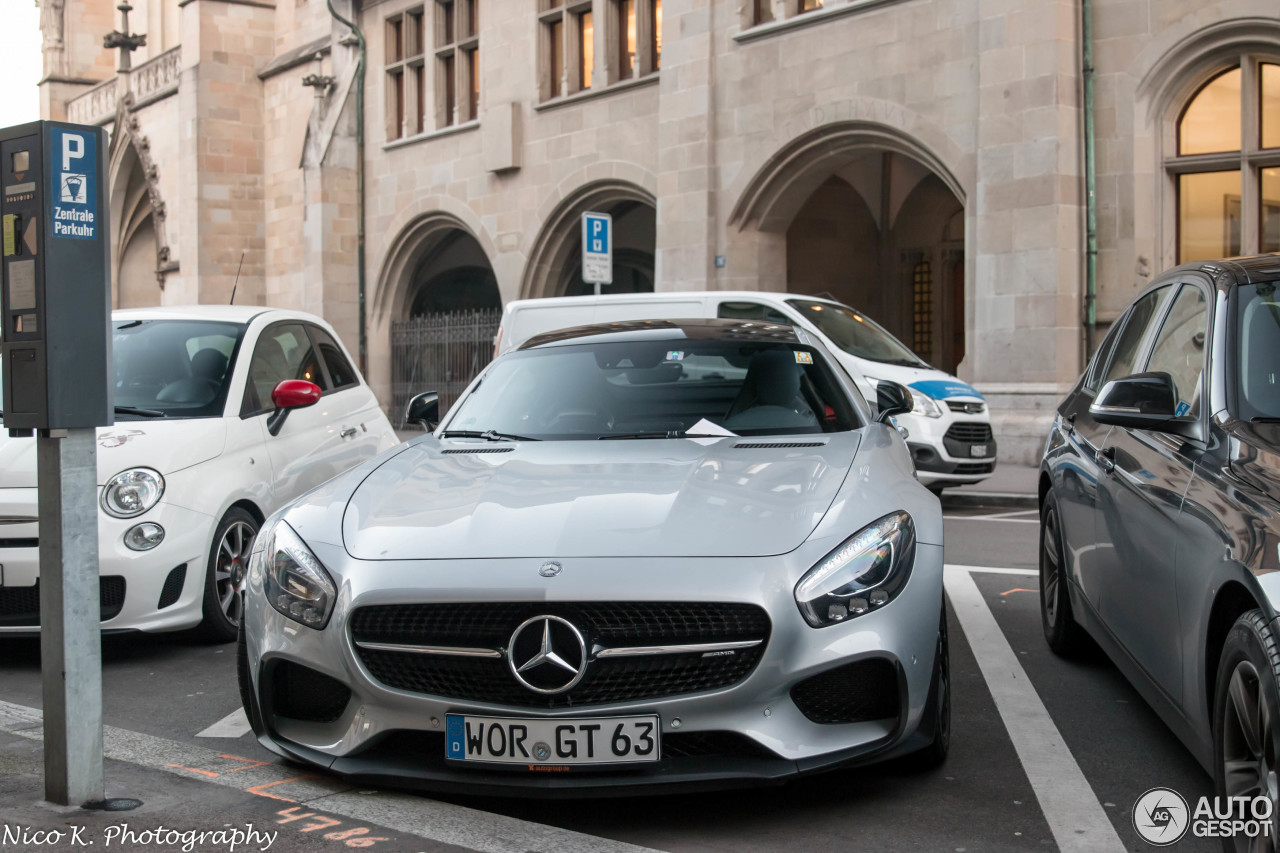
[0,496,1221,853]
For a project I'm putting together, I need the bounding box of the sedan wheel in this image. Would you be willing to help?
[199,508,259,643]
[1215,611,1280,853]
[1039,492,1084,655]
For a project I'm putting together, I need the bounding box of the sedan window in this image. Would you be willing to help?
[1143,285,1209,418]
[1101,285,1170,386]
[445,340,860,439]
[1237,281,1280,420]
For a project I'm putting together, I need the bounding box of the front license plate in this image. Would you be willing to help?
[445,714,661,766]
[970,444,989,458]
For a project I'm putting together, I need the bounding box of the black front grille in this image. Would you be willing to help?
[0,577,126,627]
[662,730,777,759]
[0,538,38,548]
[791,658,900,724]
[954,462,995,475]
[268,660,351,723]
[351,602,770,709]
[157,565,187,610]
[944,400,985,415]
[944,423,993,443]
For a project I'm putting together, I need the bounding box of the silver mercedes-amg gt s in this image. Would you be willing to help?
[238,318,948,794]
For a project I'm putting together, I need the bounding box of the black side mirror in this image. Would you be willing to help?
[406,391,440,431]
[1090,372,1180,429]
[875,381,913,423]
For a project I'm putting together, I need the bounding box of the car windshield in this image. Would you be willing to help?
[787,298,928,367]
[112,319,246,419]
[1237,282,1280,421]
[444,338,862,440]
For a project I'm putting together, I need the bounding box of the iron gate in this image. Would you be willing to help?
[390,309,502,427]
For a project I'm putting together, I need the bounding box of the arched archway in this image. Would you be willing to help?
[109,141,162,308]
[734,124,967,373]
[521,181,657,299]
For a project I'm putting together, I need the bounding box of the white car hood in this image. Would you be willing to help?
[343,434,860,560]
[850,358,984,401]
[0,419,227,488]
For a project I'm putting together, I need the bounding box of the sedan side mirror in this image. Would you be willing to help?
[406,391,440,431]
[875,381,913,424]
[267,379,321,436]
[1090,372,1180,430]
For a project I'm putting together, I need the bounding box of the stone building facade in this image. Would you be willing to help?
[37,0,1280,462]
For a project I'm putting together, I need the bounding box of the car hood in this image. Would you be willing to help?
[0,419,227,488]
[342,433,861,559]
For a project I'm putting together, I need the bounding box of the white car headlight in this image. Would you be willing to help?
[909,390,943,418]
[252,520,336,629]
[795,512,916,628]
[100,468,165,518]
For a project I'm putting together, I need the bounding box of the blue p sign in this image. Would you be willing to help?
[587,215,609,254]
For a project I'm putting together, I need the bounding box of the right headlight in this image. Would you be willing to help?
[251,520,336,629]
[794,511,916,628]
[100,468,165,518]
[909,390,943,418]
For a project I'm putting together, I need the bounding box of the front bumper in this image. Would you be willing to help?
[898,407,996,486]
[0,487,215,634]
[242,540,945,794]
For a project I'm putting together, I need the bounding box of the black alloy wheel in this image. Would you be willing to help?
[1039,491,1084,655]
[909,604,951,769]
[199,507,259,643]
[1214,610,1280,853]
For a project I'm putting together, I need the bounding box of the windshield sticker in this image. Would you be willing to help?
[665,350,684,361]
[795,352,813,365]
[1175,401,1191,417]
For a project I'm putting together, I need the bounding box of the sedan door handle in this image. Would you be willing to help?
[1096,446,1116,474]
[340,427,358,439]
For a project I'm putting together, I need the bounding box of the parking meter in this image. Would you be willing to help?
[0,121,111,436]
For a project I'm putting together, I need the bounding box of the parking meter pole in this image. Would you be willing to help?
[36,429,104,806]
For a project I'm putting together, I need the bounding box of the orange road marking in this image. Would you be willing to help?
[166,763,220,778]
[1000,588,1037,596]
[217,754,272,773]
[247,775,318,803]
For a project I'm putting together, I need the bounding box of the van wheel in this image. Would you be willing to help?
[198,508,258,643]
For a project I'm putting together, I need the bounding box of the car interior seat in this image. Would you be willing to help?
[156,347,230,405]
[723,349,818,431]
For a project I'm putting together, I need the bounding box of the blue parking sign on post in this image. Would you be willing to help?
[581,211,612,291]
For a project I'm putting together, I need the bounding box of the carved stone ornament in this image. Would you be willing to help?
[110,93,178,287]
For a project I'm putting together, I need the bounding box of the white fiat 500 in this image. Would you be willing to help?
[0,306,397,641]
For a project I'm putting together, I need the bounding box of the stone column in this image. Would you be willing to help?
[971,0,1083,463]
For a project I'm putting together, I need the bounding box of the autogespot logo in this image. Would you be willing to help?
[1133,788,1190,846]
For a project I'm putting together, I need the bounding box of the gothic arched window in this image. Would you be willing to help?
[1172,60,1280,262]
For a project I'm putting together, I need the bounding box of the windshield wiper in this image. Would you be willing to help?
[440,429,540,442]
[599,431,680,440]
[114,405,166,418]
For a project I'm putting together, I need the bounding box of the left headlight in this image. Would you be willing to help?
[100,468,165,518]
[251,520,336,629]
[795,512,916,628]
[909,390,943,419]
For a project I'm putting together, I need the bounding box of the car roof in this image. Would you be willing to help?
[503,290,848,311]
[519,318,803,350]
[111,305,326,326]
[1166,252,1280,285]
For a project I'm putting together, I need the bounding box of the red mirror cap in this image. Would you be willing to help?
[271,379,321,410]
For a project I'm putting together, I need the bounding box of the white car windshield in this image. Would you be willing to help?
[443,339,861,440]
[787,299,928,367]
[112,319,246,419]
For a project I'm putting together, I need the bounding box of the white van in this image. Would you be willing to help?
[495,291,995,490]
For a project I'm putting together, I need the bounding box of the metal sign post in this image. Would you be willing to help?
[581,211,612,295]
[1,121,112,807]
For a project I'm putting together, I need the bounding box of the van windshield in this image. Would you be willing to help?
[787,299,928,367]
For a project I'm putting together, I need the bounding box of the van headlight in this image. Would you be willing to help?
[909,391,943,418]
[252,520,336,629]
[100,468,165,518]
[795,512,916,627]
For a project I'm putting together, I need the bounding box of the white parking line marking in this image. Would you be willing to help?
[944,566,1124,853]
[196,707,252,738]
[947,564,1038,576]
[943,511,1039,524]
[0,700,662,853]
